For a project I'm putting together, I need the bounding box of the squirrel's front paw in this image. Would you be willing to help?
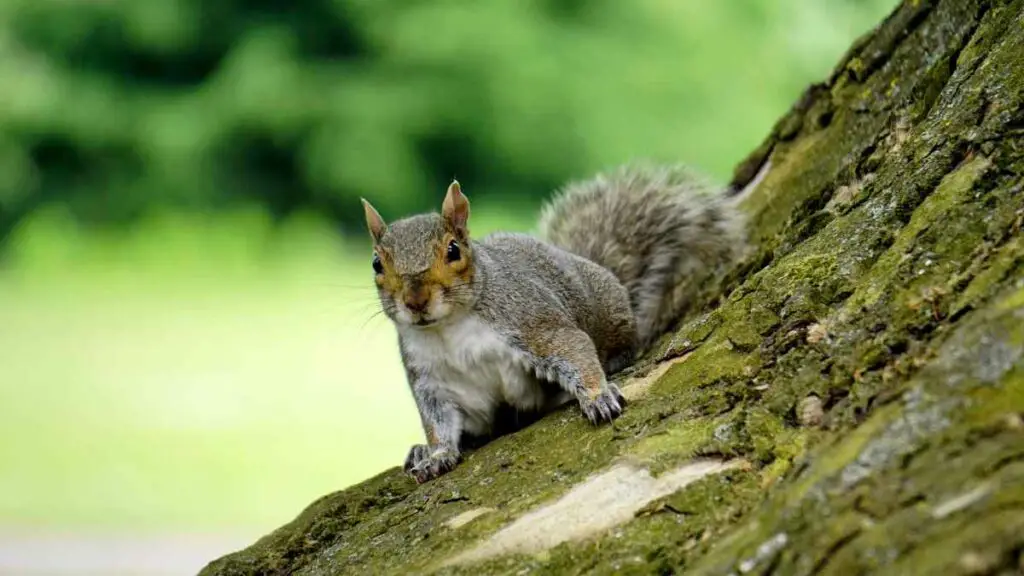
[579,383,627,424]
[403,444,459,484]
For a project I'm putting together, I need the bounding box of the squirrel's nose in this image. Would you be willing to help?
[404,289,430,313]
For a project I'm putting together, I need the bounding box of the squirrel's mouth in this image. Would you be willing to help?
[414,318,436,327]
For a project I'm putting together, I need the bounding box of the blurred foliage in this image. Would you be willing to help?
[0,0,898,245]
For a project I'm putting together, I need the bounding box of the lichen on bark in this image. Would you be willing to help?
[200,0,1024,574]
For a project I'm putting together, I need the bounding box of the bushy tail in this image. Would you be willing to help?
[538,162,752,350]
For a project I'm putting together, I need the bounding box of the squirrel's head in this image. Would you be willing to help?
[361,180,476,328]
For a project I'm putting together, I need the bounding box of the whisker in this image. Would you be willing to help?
[358,311,389,331]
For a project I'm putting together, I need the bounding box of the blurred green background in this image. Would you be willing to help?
[0,0,897,573]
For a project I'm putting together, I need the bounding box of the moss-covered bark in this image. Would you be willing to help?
[200,0,1024,574]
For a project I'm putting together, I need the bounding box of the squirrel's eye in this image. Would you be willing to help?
[446,240,461,262]
[372,254,383,274]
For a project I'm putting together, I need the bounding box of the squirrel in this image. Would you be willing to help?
[360,162,758,483]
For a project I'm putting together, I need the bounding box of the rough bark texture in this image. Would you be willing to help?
[201,1,1024,574]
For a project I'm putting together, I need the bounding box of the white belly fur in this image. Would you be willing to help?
[401,313,564,436]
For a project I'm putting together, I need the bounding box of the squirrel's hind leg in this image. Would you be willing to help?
[523,327,627,425]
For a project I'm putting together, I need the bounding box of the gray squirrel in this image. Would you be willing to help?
[360,162,755,483]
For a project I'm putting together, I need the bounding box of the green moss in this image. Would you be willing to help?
[628,417,717,464]
[758,458,793,489]
[685,282,1024,575]
[659,310,722,359]
[745,407,808,464]
[784,404,898,504]
[840,155,992,315]
[462,468,769,576]
[997,285,1024,311]
[742,130,833,244]
[651,336,756,393]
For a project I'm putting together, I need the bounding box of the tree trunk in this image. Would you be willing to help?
[200,1,1024,574]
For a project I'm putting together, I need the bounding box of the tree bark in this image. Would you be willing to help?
[201,0,1024,574]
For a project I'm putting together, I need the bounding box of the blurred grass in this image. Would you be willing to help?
[0,0,900,236]
[0,202,535,532]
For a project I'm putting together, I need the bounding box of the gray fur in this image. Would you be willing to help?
[538,162,749,349]
[379,214,449,273]
[373,221,636,483]
[368,163,750,483]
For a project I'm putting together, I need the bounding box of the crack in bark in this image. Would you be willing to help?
[808,527,867,575]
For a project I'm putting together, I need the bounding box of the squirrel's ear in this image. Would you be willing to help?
[361,198,387,244]
[442,179,470,235]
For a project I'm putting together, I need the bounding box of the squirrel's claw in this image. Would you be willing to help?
[404,444,459,484]
[581,384,626,425]
[403,444,430,473]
